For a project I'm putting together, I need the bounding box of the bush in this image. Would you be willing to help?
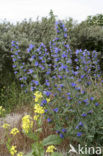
[11,21,103,151]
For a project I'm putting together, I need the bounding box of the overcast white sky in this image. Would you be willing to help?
[0,0,103,23]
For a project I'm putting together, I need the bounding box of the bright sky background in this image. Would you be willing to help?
[0,0,103,23]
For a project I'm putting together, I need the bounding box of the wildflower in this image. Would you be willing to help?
[46,98,50,103]
[43,91,51,97]
[46,145,56,153]
[76,122,83,129]
[71,82,76,87]
[10,128,19,136]
[95,102,99,106]
[22,115,33,133]
[61,128,66,133]
[59,133,64,138]
[41,99,47,106]
[47,118,52,122]
[77,132,82,137]
[35,61,39,66]
[34,81,39,86]
[53,108,58,113]
[90,97,94,101]
[88,110,93,114]
[81,113,87,117]
[12,65,16,68]
[34,91,43,102]
[2,123,10,129]
[10,145,17,156]
[17,152,23,156]
[27,69,34,74]
[0,106,5,115]
[34,115,39,121]
[45,80,50,86]
[34,104,45,114]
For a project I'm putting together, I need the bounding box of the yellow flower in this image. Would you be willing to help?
[46,145,56,153]
[22,115,33,133]
[10,145,17,156]
[46,98,50,103]
[34,104,45,114]
[0,106,5,115]
[10,128,19,136]
[35,97,39,102]
[33,115,39,121]
[2,123,10,129]
[34,91,43,102]
[17,152,23,156]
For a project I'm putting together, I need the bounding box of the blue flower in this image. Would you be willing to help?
[90,97,94,101]
[62,129,67,133]
[34,81,39,86]
[21,84,25,88]
[59,84,64,88]
[71,82,76,87]
[81,113,87,117]
[20,66,23,69]
[29,44,34,49]
[31,86,35,91]
[23,77,27,80]
[53,108,59,113]
[56,130,60,134]
[76,122,83,129]
[77,132,82,137]
[95,102,99,106]
[59,133,64,138]
[12,65,16,68]
[44,91,51,97]
[14,71,18,74]
[64,33,67,38]
[58,75,63,79]
[45,82,50,87]
[13,58,16,62]
[35,61,39,66]
[83,99,88,103]
[67,96,72,100]
[88,110,93,114]
[47,118,52,122]
[42,60,45,63]
[81,90,85,94]
[41,100,47,105]
[46,71,51,75]
[75,50,80,55]
[28,69,34,74]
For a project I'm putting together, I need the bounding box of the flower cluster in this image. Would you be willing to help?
[10,128,19,136]
[9,145,17,156]
[34,104,45,114]
[46,145,56,153]
[9,145,23,156]
[22,115,33,133]
[0,106,5,116]
[2,123,10,129]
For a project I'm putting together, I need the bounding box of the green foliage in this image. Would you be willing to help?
[87,14,103,26]
[0,82,33,111]
[51,152,63,156]
[42,135,62,146]
[69,21,103,52]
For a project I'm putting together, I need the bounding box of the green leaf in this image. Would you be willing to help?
[32,142,44,156]
[51,152,63,156]
[42,134,62,146]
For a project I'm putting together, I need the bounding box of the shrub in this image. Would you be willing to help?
[10,20,103,152]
